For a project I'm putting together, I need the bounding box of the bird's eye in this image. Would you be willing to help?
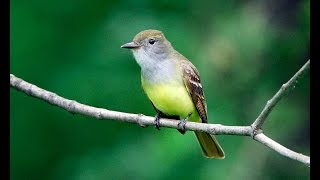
[148,38,156,45]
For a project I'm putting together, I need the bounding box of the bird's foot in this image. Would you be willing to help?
[154,113,161,130]
[177,113,192,134]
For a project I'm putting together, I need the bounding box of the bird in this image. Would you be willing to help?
[121,29,225,158]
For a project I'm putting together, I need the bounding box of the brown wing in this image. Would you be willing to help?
[181,60,208,123]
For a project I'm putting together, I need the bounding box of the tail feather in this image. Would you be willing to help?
[194,131,225,159]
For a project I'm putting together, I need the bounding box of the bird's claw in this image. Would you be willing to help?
[154,113,161,130]
[177,113,192,134]
[177,119,187,134]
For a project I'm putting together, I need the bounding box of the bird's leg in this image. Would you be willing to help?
[154,112,180,131]
[154,112,162,130]
[177,113,192,134]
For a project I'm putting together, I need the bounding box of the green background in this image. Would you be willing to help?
[10,0,310,179]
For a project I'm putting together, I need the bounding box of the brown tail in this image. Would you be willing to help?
[194,131,225,159]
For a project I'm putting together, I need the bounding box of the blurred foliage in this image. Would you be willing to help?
[10,0,309,179]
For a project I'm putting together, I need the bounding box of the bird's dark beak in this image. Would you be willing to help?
[120,42,141,49]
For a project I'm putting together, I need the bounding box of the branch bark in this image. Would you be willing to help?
[9,60,310,167]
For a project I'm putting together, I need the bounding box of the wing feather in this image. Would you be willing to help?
[181,60,208,123]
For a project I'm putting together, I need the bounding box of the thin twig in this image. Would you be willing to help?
[254,133,310,167]
[251,60,310,130]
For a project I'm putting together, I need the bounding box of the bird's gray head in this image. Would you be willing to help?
[121,29,173,61]
[121,29,183,82]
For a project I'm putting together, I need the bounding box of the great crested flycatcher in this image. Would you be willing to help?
[121,29,225,159]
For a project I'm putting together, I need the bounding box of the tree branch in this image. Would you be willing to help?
[9,74,252,135]
[9,60,310,167]
[251,60,310,130]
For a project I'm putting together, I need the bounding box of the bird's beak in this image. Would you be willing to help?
[120,42,141,49]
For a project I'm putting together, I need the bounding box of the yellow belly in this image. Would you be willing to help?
[142,81,196,119]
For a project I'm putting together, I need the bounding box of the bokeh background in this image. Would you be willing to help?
[10,0,310,179]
